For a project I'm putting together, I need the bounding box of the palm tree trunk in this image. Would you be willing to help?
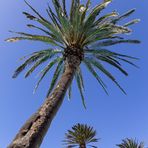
[80,144,86,148]
[8,64,77,148]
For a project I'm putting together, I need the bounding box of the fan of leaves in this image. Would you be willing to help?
[117,138,145,148]
[63,123,99,148]
[6,0,140,108]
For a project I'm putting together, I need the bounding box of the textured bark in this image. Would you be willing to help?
[80,144,86,148]
[8,64,77,148]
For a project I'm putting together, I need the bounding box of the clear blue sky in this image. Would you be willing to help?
[0,0,148,148]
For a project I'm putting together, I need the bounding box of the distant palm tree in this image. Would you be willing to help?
[6,0,140,147]
[117,138,145,148]
[63,123,98,148]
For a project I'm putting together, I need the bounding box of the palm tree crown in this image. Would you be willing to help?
[117,138,145,148]
[6,0,140,107]
[63,123,99,148]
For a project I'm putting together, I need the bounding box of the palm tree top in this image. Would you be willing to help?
[117,138,145,148]
[63,123,99,148]
[6,0,140,108]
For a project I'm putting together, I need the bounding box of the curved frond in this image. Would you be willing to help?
[24,0,46,21]
[96,39,140,47]
[46,59,64,97]
[12,52,47,78]
[6,31,61,47]
[75,70,86,109]
[84,0,112,31]
[94,55,128,76]
[25,55,50,78]
[27,24,53,37]
[83,58,108,94]
[33,57,62,94]
[85,57,126,94]
[112,9,136,24]
[124,19,140,27]
[67,84,72,100]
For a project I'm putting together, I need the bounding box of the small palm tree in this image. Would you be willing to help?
[6,0,140,147]
[117,138,145,148]
[63,123,99,148]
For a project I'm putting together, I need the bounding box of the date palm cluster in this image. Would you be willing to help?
[6,0,140,107]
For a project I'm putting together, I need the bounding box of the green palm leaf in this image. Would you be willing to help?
[27,24,51,36]
[83,58,108,94]
[24,0,46,21]
[25,55,50,78]
[12,52,47,78]
[85,57,126,94]
[84,0,112,31]
[6,31,60,46]
[67,84,72,100]
[75,70,86,109]
[94,55,128,76]
[96,39,140,47]
[112,9,136,24]
[124,19,140,27]
[94,11,118,26]
[33,57,62,94]
[46,59,64,97]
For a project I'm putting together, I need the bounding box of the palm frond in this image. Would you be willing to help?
[94,55,128,76]
[117,138,145,148]
[75,70,86,109]
[46,4,61,30]
[94,11,118,26]
[96,39,140,47]
[80,0,91,24]
[112,9,136,24]
[62,0,68,17]
[67,84,72,100]
[83,24,132,46]
[85,49,138,59]
[84,0,112,31]
[12,51,48,78]
[33,57,62,94]
[77,67,85,91]
[22,11,64,45]
[124,19,140,27]
[85,48,139,69]
[115,57,139,68]
[46,59,64,97]
[85,57,126,94]
[25,55,50,78]
[6,31,61,46]
[83,58,108,94]
[24,0,46,21]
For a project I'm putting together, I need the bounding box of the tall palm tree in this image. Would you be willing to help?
[117,138,145,148]
[63,123,99,148]
[6,0,140,147]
